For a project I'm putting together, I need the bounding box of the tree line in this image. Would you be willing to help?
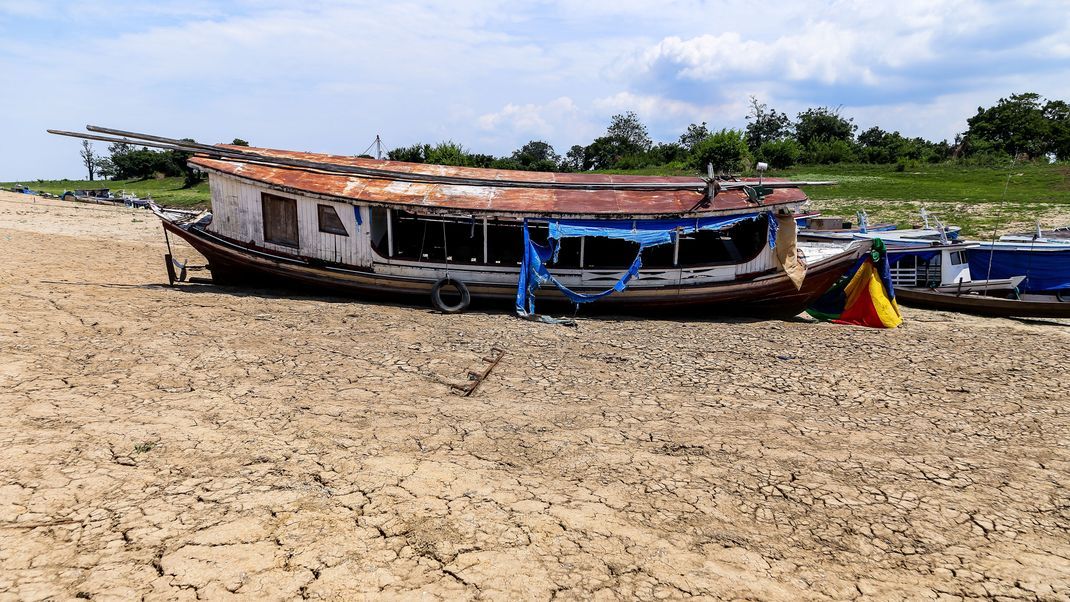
[385,92,1070,174]
[76,92,1069,181]
[77,138,249,185]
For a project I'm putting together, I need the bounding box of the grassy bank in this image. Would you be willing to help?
[1,177,210,209]
[780,163,1070,236]
[600,162,1070,236]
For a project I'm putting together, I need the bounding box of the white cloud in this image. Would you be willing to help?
[593,91,710,120]
[477,97,580,135]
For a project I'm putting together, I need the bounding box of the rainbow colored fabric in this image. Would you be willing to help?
[807,239,903,328]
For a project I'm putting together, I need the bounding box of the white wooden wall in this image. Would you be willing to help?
[206,173,371,267]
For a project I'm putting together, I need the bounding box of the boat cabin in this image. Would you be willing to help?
[889,245,973,288]
[199,169,787,294]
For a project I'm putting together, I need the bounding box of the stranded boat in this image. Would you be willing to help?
[50,125,869,317]
[967,225,1070,301]
[884,241,1070,317]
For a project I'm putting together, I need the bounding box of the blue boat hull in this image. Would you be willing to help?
[967,246,1070,293]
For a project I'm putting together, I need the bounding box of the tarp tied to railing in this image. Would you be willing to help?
[516,212,775,316]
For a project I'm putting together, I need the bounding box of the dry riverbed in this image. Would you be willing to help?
[1,192,1068,600]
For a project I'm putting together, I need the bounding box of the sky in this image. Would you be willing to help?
[1,0,1069,180]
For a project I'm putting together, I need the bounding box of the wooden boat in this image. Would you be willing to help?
[887,242,1070,317]
[52,125,869,318]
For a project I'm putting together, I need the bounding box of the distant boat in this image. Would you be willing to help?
[887,242,1070,317]
[797,210,896,237]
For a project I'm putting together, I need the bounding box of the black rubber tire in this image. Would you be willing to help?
[431,278,471,313]
[1057,289,1070,303]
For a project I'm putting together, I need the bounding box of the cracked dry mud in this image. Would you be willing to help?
[1,192,1068,601]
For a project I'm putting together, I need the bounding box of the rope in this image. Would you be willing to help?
[442,220,450,280]
[982,174,1013,295]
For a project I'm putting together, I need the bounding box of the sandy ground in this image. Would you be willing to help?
[1,191,1069,601]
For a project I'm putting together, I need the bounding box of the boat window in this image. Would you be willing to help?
[949,250,965,265]
[641,239,676,269]
[552,237,582,269]
[369,207,389,253]
[583,237,642,269]
[486,219,547,266]
[261,193,299,248]
[317,204,349,236]
[677,219,766,267]
[389,211,485,263]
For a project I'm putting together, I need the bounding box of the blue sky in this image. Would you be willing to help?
[1,0,1068,180]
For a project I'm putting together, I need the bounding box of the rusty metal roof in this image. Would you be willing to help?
[190,146,809,218]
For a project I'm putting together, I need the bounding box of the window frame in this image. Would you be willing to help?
[317,203,349,237]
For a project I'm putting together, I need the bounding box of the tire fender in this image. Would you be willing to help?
[431,277,471,313]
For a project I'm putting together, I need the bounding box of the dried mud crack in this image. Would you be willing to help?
[0,193,1068,600]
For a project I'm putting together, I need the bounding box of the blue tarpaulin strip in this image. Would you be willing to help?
[353,206,363,227]
[888,248,940,264]
[516,212,774,316]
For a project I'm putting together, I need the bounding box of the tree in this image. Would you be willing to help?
[745,97,792,152]
[1044,99,1070,160]
[794,106,856,147]
[679,122,710,151]
[647,142,688,165]
[423,141,472,166]
[561,145,586,171]
[579,112,655,170]
[605,112,652,153]
[169,138,204,188]
[961,92,1070,160]
[583,136,635,170]
[231,138,250,147]
[510,140,560,171]
[387,144,426,163]
[94,156,116,180]
[689,129,749,173]
[79,140,96,181]
[756,139,801,168]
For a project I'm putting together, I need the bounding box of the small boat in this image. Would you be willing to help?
[887,243,1070,317]
[799,210,959,245]
[797,210,896,237]
[894,287,1070,318]
[998,223,1070,245]
[45,125,873,318]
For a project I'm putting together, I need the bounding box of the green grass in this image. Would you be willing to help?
[774,163,1070,236]
[8,162,1070,236]
[2,177,211,209]
[597,162,1070,236]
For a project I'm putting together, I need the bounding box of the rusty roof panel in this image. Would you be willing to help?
[192,147,809,217]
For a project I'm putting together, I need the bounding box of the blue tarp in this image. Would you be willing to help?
[967,246,1070,293]
[516,212,774,315]
[887,248,941,265]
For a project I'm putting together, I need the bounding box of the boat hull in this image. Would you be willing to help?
[162,220,868,318]
[896,287,1070,318]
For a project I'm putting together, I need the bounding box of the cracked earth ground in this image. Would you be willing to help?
[0,192,1068,600]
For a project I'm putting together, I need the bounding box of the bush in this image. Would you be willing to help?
[689,129,749,173]
[615,154,654,170]
[802,139,856,164]
[756,139,801,168]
